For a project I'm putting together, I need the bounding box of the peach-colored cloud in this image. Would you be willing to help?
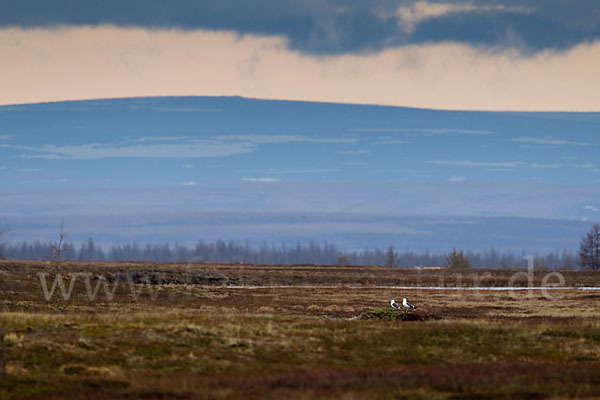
[1,26,599,111]
[396,1,532,33]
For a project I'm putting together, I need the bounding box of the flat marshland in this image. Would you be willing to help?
[1,260,600,399]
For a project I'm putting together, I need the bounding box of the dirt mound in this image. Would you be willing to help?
[359,308,435,321]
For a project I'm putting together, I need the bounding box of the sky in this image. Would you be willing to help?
[1,1,600,253]
[1,0,600,110]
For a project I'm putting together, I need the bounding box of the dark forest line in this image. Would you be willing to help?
[0,237,581,269]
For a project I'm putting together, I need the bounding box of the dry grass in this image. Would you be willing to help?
[1,260,600,399]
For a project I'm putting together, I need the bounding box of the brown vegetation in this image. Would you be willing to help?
[0,260,599,399]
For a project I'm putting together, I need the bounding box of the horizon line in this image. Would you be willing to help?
[2,94,599,113]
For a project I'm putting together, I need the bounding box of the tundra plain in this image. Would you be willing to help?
[1,260,600,399]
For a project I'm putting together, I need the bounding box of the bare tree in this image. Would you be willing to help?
[579,223,600,270]
[336,253,349,266]
[446,248,472,270]
[385,245,398,267]
[50,220,72,312]
[0,222,8,259]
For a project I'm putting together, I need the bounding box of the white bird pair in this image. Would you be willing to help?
[391,298,416,310]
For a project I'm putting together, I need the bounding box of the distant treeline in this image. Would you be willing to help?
[0,237,581,269]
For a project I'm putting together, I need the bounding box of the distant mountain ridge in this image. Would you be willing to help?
[0,96,599,252]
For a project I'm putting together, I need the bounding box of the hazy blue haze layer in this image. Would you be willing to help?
[0,96,599,252]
